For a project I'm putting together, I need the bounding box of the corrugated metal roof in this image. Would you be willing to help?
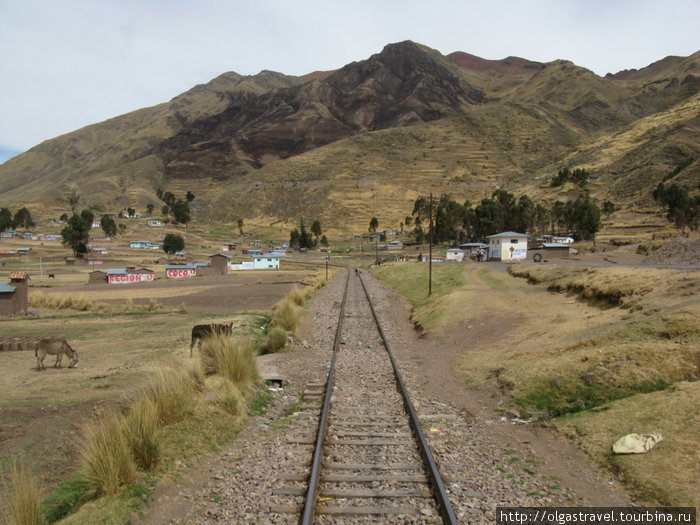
[107,269,127,275]
[486,231,528,238]
[0,282,16,293]
[540,243,571,248]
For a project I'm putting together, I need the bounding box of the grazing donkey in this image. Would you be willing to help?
[190,322,233,356]
[35,337,79,370]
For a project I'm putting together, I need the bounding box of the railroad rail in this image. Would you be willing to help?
[270,269,458,523]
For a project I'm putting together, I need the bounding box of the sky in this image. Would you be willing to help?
[1,0,698,163]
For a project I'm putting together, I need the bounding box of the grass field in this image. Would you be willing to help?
[0,240,324,523]
[371,261,700,507]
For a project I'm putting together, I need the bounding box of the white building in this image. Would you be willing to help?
[445,248,466,262]
[486,231,528,261]
[252,255,280,270]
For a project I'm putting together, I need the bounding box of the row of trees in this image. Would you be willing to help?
[409,190,603,245]
[289,219,328,249]
[654,182,700,233]
[0,206,35,231]
[156,189,194,225]
[551,167,589,187]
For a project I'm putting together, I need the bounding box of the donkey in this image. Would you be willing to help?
[35,337,79,370]
[190,322,233,356]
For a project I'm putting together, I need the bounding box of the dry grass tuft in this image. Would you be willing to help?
[142,366,198,426]
[124,396,161,471]
[29,293,165,313]
[79,409,135,496]
[270,297,302,333]
[198,335,260,396]
[262,326,288,354]
[2,460,46,525]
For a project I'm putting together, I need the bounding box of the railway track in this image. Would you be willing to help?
[270,269,458,523]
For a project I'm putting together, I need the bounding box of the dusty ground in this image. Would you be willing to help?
[0,271,311,496]
[34,271,311,314]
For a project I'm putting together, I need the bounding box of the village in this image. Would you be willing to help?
[0,215,586,318]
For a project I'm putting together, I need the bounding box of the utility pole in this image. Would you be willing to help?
[429,193,433,296]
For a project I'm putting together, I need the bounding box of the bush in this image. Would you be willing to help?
[288,286,307,307]
[3,460,46,525]
[198,336,260,396]
[262,327,288,354]
[79,409,135,496]
[220,384,247,417]
[124,396,161,471]
[270,298,302,333]
[143,366,198,426]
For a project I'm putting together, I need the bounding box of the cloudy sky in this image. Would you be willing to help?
[1,0,698,163]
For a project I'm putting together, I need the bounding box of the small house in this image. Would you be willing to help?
[210,254,232,275]
[446,248,466,262]
[253,255,280,270]
[486,232,528,261]
[147,220,162,227]
[88,270,108,284]
[166,264,197,279]
[0,272,29,316]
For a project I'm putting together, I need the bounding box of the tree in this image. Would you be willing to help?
[602,200,616,216]
[12,207,35,229]
[100,215,117,237]
[171,199,191,225]
[320,235,329,247]
[68,191,80,211]
[162,233,185,255]
[59,213,69,222]
[186,191,195,203]
[571,194,601,242]
[311,220,322,240]
[654,183,696,233]
[161,191,176,208]
[161,205,170,219]
[0,208,12,232]
[289,219,314,249]
[369,217,379,233]
[237,218,244,235]
[146,203,155,215]
[61,210,94,257]
[127,207,136,217]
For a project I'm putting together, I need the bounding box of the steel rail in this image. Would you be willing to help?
[357,271,459,525]
[299,269,350,525]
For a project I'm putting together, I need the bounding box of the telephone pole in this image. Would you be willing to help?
[428,193,433,296]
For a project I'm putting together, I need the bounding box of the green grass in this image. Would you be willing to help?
[249,387,274,416]
[371,262,467,331]
[514,376,673,417]
[41,472,91,523]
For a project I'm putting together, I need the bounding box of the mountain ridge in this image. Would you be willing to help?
[0,41,698,234]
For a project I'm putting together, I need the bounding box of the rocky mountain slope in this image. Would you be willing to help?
[0,41,698,234]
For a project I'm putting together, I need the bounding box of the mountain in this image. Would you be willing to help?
[0,41,698,235]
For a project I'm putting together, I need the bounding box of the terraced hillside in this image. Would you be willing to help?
[0,41,698,235]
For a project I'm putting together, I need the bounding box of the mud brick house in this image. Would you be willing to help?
[210,253,232,275]
[0,271,29,315]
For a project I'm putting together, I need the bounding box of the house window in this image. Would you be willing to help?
[511,239,519,243]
